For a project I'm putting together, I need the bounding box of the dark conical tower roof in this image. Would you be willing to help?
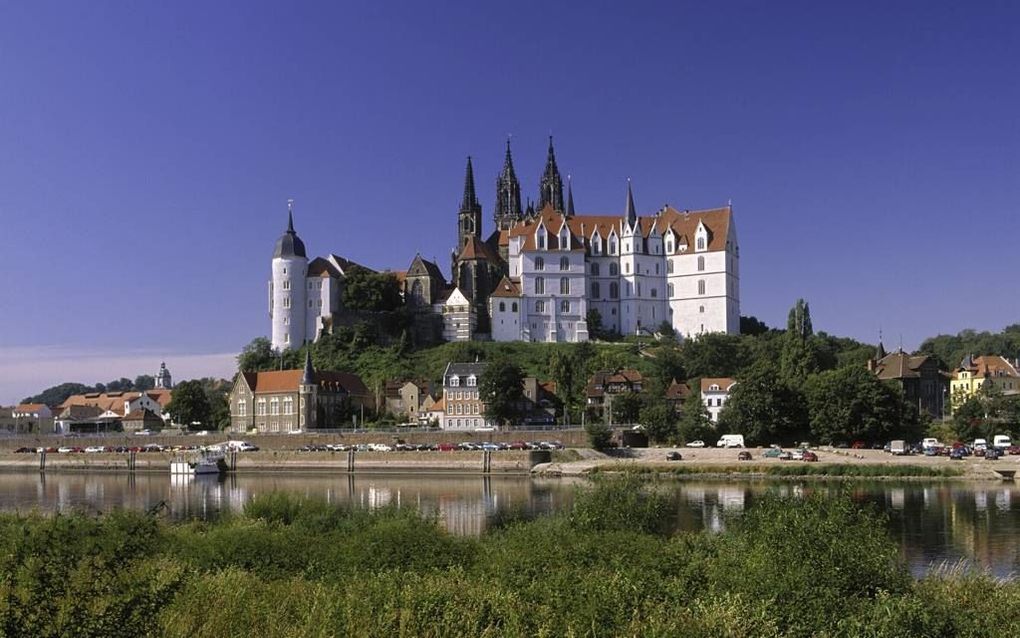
[625,179,637,225]
[495,137,522,229]
[273,200,307,259]
[460,156,479,212]
[566,175,575,217]
[876,341,887,360]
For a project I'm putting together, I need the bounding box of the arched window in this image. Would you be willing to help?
[535,256,544,271]
[499,301,506,312]
[559,228,569,248]
[536,300,545,313]
[410,280,424,305]
[609,239,617,255]
[698,279,706,295]
[559,277,569,295]
[698,256,705,271]
[610,282,619,298]
[535,277,545,294]
[559,256,569,271]
[697,237,705,250]
[560,300,570,313]
[592,236,602,255]
[665,239,673,253]
[609,263,619,276]
[591,282,600,298]
[591,262,600,276]
[537,232,546,250]
[511,302,518,312]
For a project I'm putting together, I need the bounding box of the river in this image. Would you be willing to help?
[1,472,1018,578]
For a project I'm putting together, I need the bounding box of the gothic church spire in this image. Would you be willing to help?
[625,179,637,226]
[494,136,522,230]
[538,135,565,212]
[566,175,575,217]
[457,156,482,248]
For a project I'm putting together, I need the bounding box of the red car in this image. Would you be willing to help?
[436,443,457,452]
[802,451,819,462]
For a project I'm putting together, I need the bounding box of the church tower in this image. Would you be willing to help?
[270,200,308,351]
[494,137,522,230]
[299,350,317,430]
[457,156,482,249]
[154,362,173,389]
[538,136,565,212]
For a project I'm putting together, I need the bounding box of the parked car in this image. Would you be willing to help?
[992,435,1012,451]
[666,451,683,461]
[763,447,784,458]
[790,449,805,461]
[802,451,819,462]
[984,448,1001,460]
[716,434,745,448]
[950,447,967,460]
[508,441,528,450]
[1008,445,1020,456]
[685,440,706,448]
[436,443,457,452]
[737,451,752,461]
[972,439,988,454]
[14,447,35,453]
[84,446,106,453]
[777,451,793,460]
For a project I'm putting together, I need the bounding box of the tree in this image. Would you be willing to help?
[342,266,403,312]
[165,380,211,429]
[133,375,155,391]
[640,398,678,444]
[238,337,278,372]
[479,359,525,426]
[22,382,93,406]
[585,421,613,451]
[952,396,986,441]
[549,344,596,425]
[681,333,745,378]
[787,299,813,339]
[586,309,604,339]
[610,392,642,425]
[804,366,918,444]
[717,362,808,446]
[740,315,770,336]
[780,299,821,386]
[677,391,713,443]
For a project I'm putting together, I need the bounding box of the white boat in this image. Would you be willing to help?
[170,452,224,476]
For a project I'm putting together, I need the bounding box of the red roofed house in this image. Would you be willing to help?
[701,378,737,423]
[229,352,371,433]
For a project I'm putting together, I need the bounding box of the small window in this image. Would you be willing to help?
[560,277,569,295]
[511,302,518,312]
[535,277,545,294]
[698,256,705,271]
[283,280,291,290]
[625,263,630,274]
[467,375,476,387]
[536,300,545,313]
[450,376,460,387]
[560,256,569,270]
[699,305,705,313]
[697,237,705,250]
[591,262,600,276]
[591,282,600,298]
[610,282,619,298]
[537,233,546,250]
[560,300,570,313]
[651,288,657,298]
[698,280,706,295]
[610,263,619,276]
[655,263,659,274]
[609,239,617,255]
[668,283,674,296]
[667,260,674,274]
[499,302,506,312]
[535,256,544,270]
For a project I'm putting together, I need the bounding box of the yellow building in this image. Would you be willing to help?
[950,355,1020,412]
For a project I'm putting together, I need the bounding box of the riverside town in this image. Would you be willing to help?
[3,3,1020,637]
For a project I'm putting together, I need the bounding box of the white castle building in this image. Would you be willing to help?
[490,183,739,342]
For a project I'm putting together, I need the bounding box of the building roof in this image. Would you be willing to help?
[874,350,934,380]
[954,355,1020,379]
[431,396,446,412]
[123,408,162,421]
[307,257,343,278]
[242,369,370,396]
[700,378,737,393]
[443,361,488,381]
[14,403,47,413]
[489,276,522,298]
[56,405,104,420]
[665,379,692,401]
[61,390,172,415]
[273,210,307,259]
[408,254,446,282]
[457,235,503,266]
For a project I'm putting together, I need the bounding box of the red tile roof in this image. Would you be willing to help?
[490,276,522,298]
[700,378,737,392]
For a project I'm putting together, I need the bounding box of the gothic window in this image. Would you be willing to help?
[411,280,424,305]
[537,232,546,250]
[667,260,674,274]
[698,256,705,271]
[697,237,705,250]
[668,283,674,296]
[609,239,617,255]
[560,277,569,295]
[698,280,706,295]
[666,239,673,253]
[283,397,293,415]
[511,302,518,312]
[283,280,290,290]
[559,256,569,271]
[559,229,569,248]
[257,399,266,416]
[592,236,602,255]
[535,277,545,294]
[560,300,570,313]
[270,398,280,416]
[499,302,505,312]
[591,282,600,298]
[535,256,544,270]
[591,262,600,276]
[536,300,545,313]
[624,242,630,252]
[651,288,657,298]
[610,282,619,298]
[609,263,619,276]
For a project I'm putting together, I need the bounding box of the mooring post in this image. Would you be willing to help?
[129,450,136,472]
[347,448,355,473]
[39,449,46,473]
[482,449,491,474]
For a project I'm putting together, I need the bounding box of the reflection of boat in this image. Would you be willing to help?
[170,452,224,476]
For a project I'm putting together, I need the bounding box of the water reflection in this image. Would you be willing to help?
[2,473,1020,578]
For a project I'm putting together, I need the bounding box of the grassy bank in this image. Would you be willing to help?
[0,479,1016,637]
[590,462,965,478]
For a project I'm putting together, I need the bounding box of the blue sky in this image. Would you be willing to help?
[1,1,1018,402]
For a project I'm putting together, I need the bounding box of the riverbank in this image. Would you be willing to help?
[2,444,1016,480]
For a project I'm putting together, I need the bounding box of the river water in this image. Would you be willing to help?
[2,472,1018,578]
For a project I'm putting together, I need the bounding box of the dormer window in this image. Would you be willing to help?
[450,376,460,387]
[467,375,477,387]
[709,384,720,391]
[536,226,547,250]
[609,238,617,255]
[559,228,569,248]
[697,237,705,250]
[591,234,602,255]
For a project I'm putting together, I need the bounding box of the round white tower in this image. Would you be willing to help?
[270,201,308,350]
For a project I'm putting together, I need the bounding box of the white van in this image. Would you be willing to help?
[993,435,1012,450]
[716,434,745,448]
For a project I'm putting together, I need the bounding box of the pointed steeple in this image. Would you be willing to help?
[625,179,637,226]
[287,199,295,233]
[495,136,522,230]
[460,156,479,212]
[538,135,565,212]
[456,155,482,249]
[274,199,306,258]
[566,175,575,217]
[301,349,315,385]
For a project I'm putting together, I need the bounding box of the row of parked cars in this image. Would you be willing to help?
[295,440,564,453]
[886,436,1017,459]
[12,441,260,454]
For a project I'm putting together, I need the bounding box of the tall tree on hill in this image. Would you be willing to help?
[780,299,820,386]
[717,361,808,446]
[479,359,525,426]
[342,267,403,312]
[640,398,678,443]
[133,375,155,391]
[549,343,597,424]
[238,337,279,372]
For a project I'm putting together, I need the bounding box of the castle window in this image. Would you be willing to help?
[624,263,630,274]
[560,277,569,295]
[636,282,642,296]
[270,398,280,416]
[284,333,290,344]
[698,280,706,295]
[697,237,705,250]
[591,282,600,298]
[283,280,290,290]
[609,263,619,276]
[655,263,659,274]
[651,288,657,298]
[667,260,674,274]
[700,305,705,313]
[535,277,545,294]
[698,256,705,271]
[283,397,293,415]
[284,316,289,325]
[592,236,602,255]
[668,283,674,296]
[559,229,569,248]
[536,300,545,313]
[609,239,617,255]
[537,232,546,250]
[308,300,313,308]
[499,302,506,312]
[511,302,518,312]
[666,239,673,253]
[561,300,570,313]
[257,399,266,416]
[591,262,600,276]
[535,256,544,271]
[283,296,291,309]
[625,242,630,252]
[610,282,619,299]
[559,256,569,271]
